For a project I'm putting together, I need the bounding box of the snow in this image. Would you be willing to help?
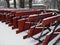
[0,21,60,45]
[0,22,36,45]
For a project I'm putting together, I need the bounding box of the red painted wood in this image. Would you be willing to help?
[55,28,60,32]
[23,27,43,39]
[6,15,11,24]
[1,15,6,22]
[16,19,35,34]
[15,10,43,16]
[17,12,53,34]
[23,15,60,39]
[0,14,2,21]
[8,15,15,26]
[16,19,27,34]
[5,11,16,24]
[41,15,60,26]
[42,34,58,45]
[12,17,20,29]
[12,10,43,29]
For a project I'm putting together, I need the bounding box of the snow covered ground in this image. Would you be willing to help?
[0,21,60,45]
[0,22,37,45]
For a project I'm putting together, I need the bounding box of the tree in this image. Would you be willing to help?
[19,0,25,8]
[29,0,32,8]
[58,0,60,10]
[14,0,16,8]
[5,0,10,8]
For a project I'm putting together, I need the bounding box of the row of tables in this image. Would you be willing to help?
[0,8,60,45]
